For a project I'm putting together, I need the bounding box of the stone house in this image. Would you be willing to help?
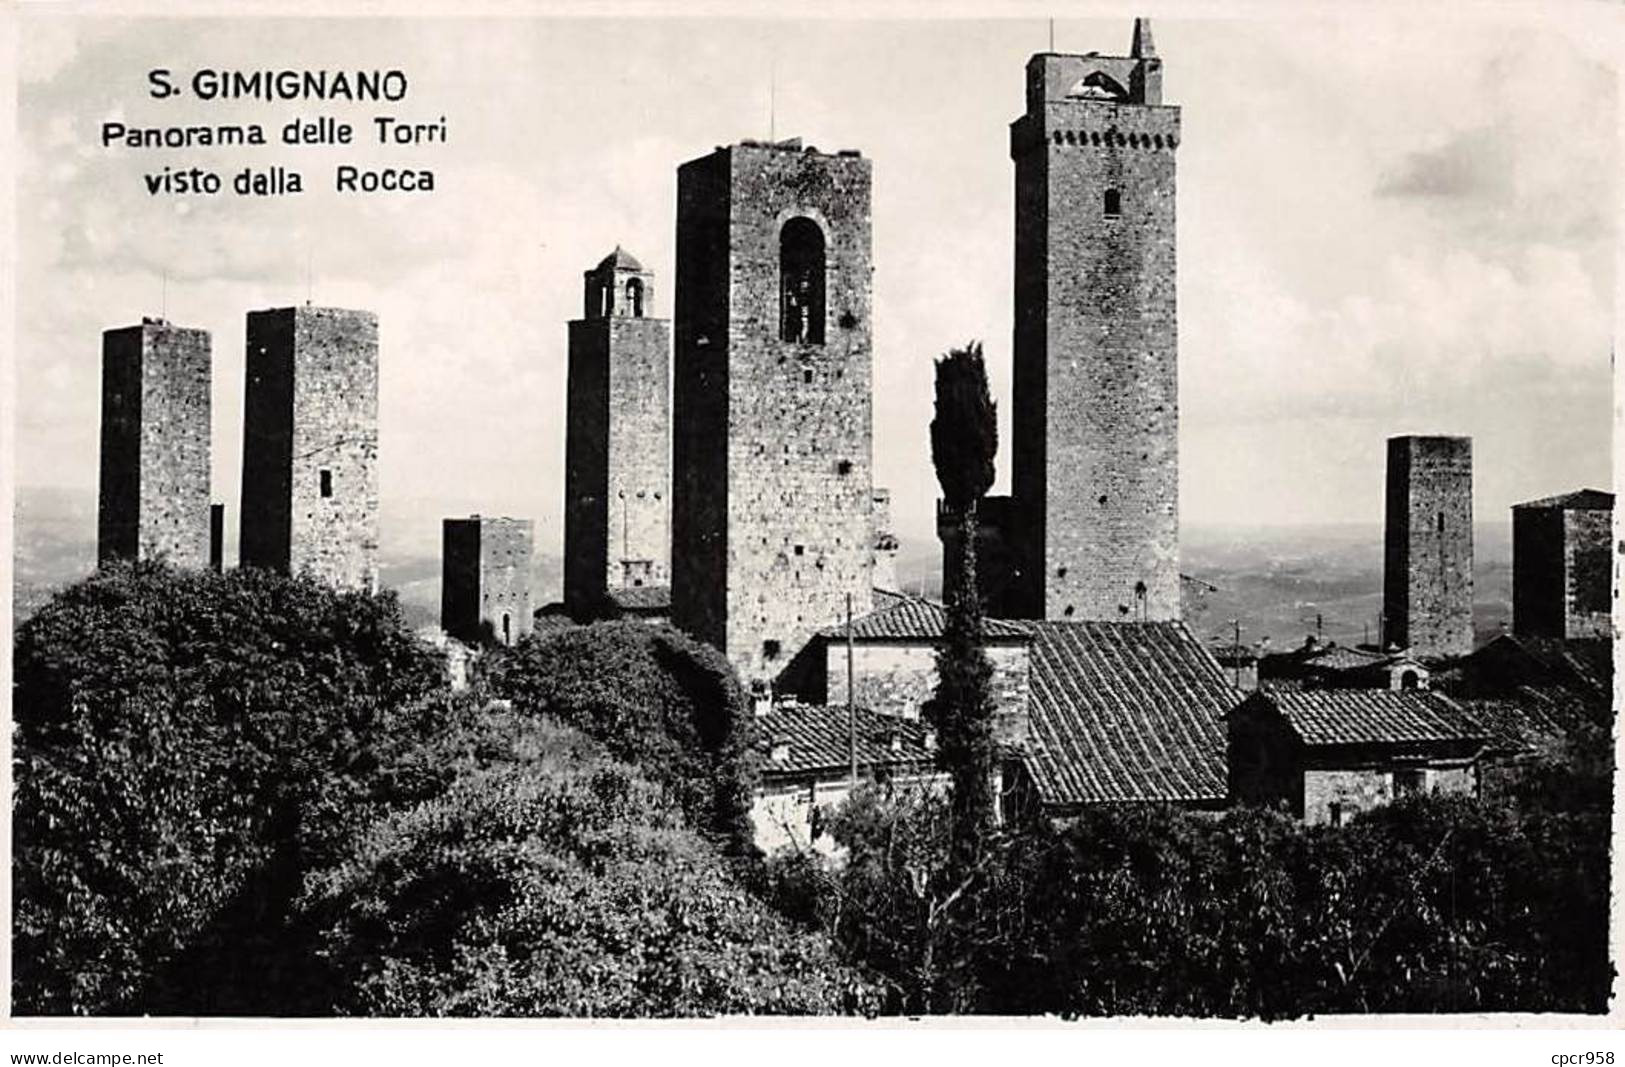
[752,703,946,856]
[1226,689,1490,826]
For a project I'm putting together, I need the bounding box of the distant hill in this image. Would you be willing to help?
[9,490,1515,645]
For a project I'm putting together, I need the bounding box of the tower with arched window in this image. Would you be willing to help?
[672,138,874,687]
[564,247,671,618]
[1383,435,1474,659]
[1001,17,1182,622]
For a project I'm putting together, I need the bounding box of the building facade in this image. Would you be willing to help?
[441,515,534,646]
[239,305,379,593]
[1511,489,1614,640]
[1382,435,1474,659]
[672,138,875,686]
[97,318,212,569]
[563,248,671,618]
[1003,18,1181,622]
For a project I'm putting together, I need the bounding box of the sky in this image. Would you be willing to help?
[13,8,1618,558]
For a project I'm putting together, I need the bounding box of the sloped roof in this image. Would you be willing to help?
[606,584,671,612]
[1469,634,1612,699]
[758,704,936,777]
[1259,690,1487,748]
[1513,488,1614,511]
[817,594,1029,641]
[595,245,645,272]
[1022,621,1236,806]
[1303,645,1390,672]
[1460,686,1603,754]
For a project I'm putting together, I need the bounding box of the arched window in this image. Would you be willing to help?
[626,278,645,318]
[1400,669,1419,691]
[780,217,826,344]
[1104,188,1122,218]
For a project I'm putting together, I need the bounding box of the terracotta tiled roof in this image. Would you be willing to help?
[1022,621,1236,806]
[817,594,1029,641]
[606,584,671,612]
[758,704,937,777]
[1513,488,1614,511]
[1260,690,1487,748]
[595,245,645,271]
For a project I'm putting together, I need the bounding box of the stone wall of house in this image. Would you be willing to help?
[824,640,1031,726]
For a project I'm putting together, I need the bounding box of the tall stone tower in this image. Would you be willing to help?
[1512,489,1614,640]
[564,247,670,617]
[442,515,534,646]
[97,317,212,568]
[239,305,379,593]
[1008,18,1180,622]
[673,138,874,686]
[1383,435,1474,659]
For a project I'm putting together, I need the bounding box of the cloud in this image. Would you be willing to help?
[1376,127,1512,200]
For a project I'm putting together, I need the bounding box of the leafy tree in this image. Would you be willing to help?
[304,712,876,1017]
[925,341,1000,876]
[11,561,449,1015]
[478,621,759,855]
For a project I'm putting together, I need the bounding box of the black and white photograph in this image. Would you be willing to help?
[2,0,1619,1054]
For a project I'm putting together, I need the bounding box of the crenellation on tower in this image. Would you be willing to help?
[672,139,875,686]
[1383,435,1474,659]
[239,305,379,593]
[97,318,213,569]
[564,247,671,618]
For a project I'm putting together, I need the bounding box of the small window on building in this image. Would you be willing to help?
[1104,188,1122,217]
[763,639,782,660]
[1399,669,1419,691]
[320,469,333,498]
[1328,802,1344,828]
[626,278,645,318]
[1437,511,1445,534]
[803,368,814,384]
[501,613,511,645]
[794,544,805,556]
[837,459,853,475]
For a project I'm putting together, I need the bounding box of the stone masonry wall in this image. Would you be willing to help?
[479,517,534,645]
[241,307,378,593]
[1512,505,1565,638]
[824,640,1031,723]
[98,321,212,568]
[1383,435,1473,658]
[1564,507,1613,638]
[675,142,875,686]
[1010,54,1181,622]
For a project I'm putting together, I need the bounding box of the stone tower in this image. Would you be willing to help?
[239,305,379,593]
[1007,17,1180,622]
[97,317,212,569]
[1383,435,1474,659]
[672,138,874,686]
[442,515,534,646]
[564,247,670,617]
[1512,489,1614,640]
[871,487,900,593]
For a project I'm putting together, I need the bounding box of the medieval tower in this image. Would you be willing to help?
[563,248,671,617]
[442,515,534,646]
[97,317,212,569]
[1511,489,1614,640]
[1006,18,1181,622]
[1383,435,1474,659]
[672,138,875,686]
[239,305,379,593]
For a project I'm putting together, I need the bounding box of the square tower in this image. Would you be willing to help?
[564,247,671,617]
[442,515,534,646]
[1512,489,1614,640]
[673,139,875,686]
[1009,18,1180,622]
[239,305,379,593]
[97,318,212,568]
[1383,435,1474,659]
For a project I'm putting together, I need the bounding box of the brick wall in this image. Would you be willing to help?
[241,306,379,593]
[673,142,875,686]
[1010,52,1181,622]
[1383,435,1473,658]
[98,321,212,569]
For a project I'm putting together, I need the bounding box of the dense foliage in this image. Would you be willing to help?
[12,562,449,1015]
[306,713,875,1016]
[771,782,1612,1017]
[478,621,760,855]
